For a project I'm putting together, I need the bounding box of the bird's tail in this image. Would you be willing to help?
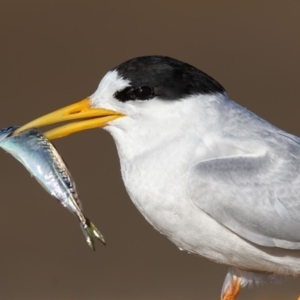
[80,217,106,250]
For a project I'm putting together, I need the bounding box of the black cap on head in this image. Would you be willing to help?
[112,56,226,102]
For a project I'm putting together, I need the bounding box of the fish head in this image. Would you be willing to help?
[0,126,20,142]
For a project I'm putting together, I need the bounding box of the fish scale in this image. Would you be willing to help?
[0,125,105,250]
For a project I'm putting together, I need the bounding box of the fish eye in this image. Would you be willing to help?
[134,86,154,100]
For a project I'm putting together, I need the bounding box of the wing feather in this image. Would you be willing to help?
[188,131,300,249]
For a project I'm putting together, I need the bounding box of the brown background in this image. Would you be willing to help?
[0,1,299,299]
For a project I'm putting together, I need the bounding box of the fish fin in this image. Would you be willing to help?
[80,218,106,250]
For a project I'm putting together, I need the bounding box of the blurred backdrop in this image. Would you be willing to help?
[0,1,299,299]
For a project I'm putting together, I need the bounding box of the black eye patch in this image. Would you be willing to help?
[114,86,155,102]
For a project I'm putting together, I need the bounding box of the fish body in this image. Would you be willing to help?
[0,126,105,250]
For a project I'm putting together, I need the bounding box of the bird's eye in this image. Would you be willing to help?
[134,86,154,100]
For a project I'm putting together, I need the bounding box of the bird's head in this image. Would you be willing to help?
[14,56,226,143]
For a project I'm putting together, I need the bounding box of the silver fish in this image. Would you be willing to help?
[0,125,105,250]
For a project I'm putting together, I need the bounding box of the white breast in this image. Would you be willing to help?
[119,144,300,276]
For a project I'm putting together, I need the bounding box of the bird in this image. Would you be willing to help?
[14,55,300,300]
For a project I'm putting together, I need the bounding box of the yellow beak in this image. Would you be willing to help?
[14,97,124,140]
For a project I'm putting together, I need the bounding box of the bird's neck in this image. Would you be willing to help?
[106,95,227,164]
[106,119,203,167]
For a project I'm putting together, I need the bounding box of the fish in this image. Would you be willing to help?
[0,125,105,250]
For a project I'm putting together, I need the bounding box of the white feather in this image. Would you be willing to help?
[89,70,300,281]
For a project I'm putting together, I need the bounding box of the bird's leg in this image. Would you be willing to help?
[221,268,241,300]
[221,277,240,300]
[297,295,300,300]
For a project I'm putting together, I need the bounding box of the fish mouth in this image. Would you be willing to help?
[14,97,125,140]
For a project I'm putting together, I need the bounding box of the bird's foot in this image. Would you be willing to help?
[221,276,240,300]
[221,268,242,300]
[221,267,272,300]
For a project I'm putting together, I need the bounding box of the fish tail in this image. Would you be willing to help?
[80,217,106,250]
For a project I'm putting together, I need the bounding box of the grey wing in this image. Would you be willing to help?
[187,132,300,249]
